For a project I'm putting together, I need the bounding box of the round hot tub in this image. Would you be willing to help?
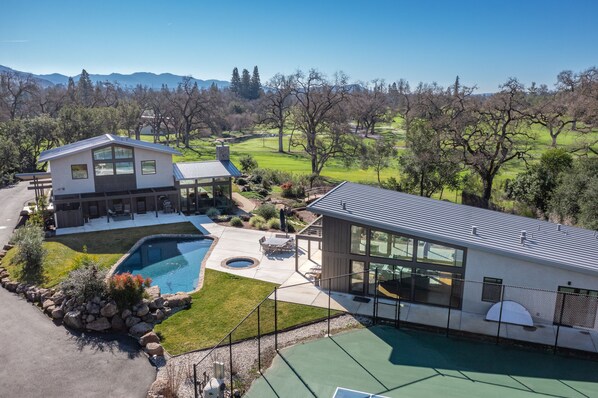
[221,256,259,270]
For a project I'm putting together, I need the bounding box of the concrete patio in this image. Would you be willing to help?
[55,212,188,235]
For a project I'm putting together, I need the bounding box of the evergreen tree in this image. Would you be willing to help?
[249,66,261,99]
[66,77,76,103]
[240,68,251,99]
[76,69,94,107]
[230,67,241,94]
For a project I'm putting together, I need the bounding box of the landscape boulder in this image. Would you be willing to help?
[111,314,126,332]
[63,310,83,330]
[87,317,111,332]
[136,303,150,317]
[129,322,153,337]
[139,331,160,346]
[121,309,132,319]
[163,293,192,308]
[125,316,141,328]
[42,299,55,310]
[51,307,64,320]
[100,302,118,318]
[146,285,160,299]
[144,342,164,356]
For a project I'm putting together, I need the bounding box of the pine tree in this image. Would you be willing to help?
[240,68,251,99]
[230,67,241,94]
[249,66,261,99]
[76,69,94,107]
[67,77,76,103]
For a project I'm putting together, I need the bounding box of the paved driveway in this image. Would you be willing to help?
[0,183,155,397]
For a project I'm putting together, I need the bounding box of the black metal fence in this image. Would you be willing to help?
[191,270,598,397]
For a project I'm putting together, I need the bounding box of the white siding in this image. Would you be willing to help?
[49,151,95,195]
[462,248,598,326]
[134,148,174,189]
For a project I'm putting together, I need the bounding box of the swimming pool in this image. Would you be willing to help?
[115,236,213,294]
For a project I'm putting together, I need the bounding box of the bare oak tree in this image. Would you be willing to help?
[258,73,295,152]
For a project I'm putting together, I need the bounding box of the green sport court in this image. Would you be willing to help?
[246,325,598,398]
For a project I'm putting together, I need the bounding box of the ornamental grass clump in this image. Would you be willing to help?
[108,273,152,309]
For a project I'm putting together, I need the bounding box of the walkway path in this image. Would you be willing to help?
[232,192,256,213]
[0,183,155,397]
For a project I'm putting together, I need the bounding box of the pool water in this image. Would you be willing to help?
[226,259,255,268]
[115,237,212,294]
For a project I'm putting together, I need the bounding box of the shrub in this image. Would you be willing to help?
[236,177,247,186]
[254,204,277,220]
[205,207,220,218]
[60,260,107,301]
[108,273,151,309]
[229,217,243,227]
[239,155,258,173]
[12,224,46,273]
[249,215,266,227]
[267,218,281,230]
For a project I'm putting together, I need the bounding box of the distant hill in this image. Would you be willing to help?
[0,65,229,90]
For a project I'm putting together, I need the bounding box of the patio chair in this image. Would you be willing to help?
[259,236,270,253]
[283,238,295,251]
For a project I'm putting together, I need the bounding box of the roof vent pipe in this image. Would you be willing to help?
[521,230,527,239]
[471,226,477,236]
[557,224,562,232]
[520,235,526,245]
[342,202,347,211]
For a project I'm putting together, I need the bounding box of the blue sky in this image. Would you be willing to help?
[1,0,597,92]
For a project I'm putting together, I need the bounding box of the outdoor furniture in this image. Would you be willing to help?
[261,236,294,253]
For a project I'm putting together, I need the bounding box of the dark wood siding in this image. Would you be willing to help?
[94,174,137,192]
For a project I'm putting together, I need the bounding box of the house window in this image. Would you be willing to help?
[416,239,464,267]
[350,225,367,255]
[71,164,88,179]
[114,146,133,159]
[94,162,114,176]
[141,160,156,175]
[482,277,503,302]
[370,229,413,260]
[93,147,113,160]
[115,161,134,175]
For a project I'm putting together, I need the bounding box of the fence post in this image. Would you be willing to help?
[554,292,567,353]
[193,363,198,398]
[372,268,379,324]
[257,305,261,371]
[496,285,506,344]
[327,278,332,337]
[446,279,455,337]
[229,334,233,397]
[395,277,400,329]
[274,287,278,351]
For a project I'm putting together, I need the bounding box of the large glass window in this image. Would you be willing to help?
[114,146,133,159]
[350,261,366,294]
[368,263,412,299]
[93,147,113,160]
[413,268,462,307]
[350,225,367,255]
[417,240,464,267]
[141,160,156,175]
[71,164,88,179]
[94,162,114,176]
[370,229,413,260]
[115,161,134,175]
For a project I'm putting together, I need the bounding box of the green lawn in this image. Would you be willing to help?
[3,222,200,288]
[155,269,335,355]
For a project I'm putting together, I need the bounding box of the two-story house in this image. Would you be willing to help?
[30,134,240,228]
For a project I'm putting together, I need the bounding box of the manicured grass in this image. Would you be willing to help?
[155,269,335,355]
[3,222,200,288]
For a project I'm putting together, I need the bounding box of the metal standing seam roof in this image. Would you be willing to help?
[172,160,241,181]
[307,181,598,275]
[38,134,181,163]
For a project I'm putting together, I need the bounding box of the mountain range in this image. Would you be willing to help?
[0,65,229,90]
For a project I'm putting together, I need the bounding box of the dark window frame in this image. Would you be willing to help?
[71,164,88,180]
[482,277,503,303]
[141,160,157,175]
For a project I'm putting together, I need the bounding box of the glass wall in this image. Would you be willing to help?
[417,239,464,267]
[368,263,412,299]
[412,268,462,307]
[350,225,367,255]
[350,261,365,294]
[370,229,413,260]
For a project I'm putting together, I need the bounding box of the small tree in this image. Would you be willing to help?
[239,154,258,173]
[60,259,107,301]
[361,137,397,186]
[12,224,46,274]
